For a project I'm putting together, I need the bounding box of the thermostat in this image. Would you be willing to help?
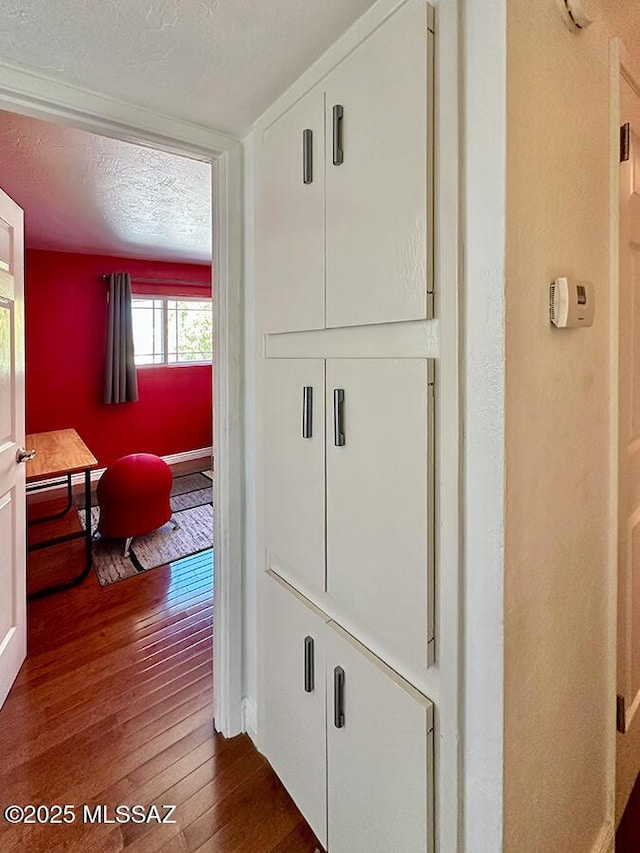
[550,277,595,328]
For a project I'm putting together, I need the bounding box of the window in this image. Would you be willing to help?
[132,296,213,366]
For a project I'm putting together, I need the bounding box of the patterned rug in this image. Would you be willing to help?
[77,472,213,586]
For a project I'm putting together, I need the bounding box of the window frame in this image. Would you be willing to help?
[131,293,213,368]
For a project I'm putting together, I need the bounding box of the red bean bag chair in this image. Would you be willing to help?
[97,453,174,556]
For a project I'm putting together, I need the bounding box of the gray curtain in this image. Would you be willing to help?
[103,272,139,404]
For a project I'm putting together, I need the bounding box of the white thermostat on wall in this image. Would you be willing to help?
[549,277,595,328]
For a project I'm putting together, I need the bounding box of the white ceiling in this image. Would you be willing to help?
[0,110,212,262]
[2,0,376,137]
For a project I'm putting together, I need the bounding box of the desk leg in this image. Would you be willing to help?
[28,468,95,601]
[29,473,74,524]
[84,468,93,573]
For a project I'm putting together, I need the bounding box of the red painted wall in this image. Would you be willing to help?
[25,249,213,468]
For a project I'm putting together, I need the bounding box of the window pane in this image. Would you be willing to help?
[168,303,178,363]
[167,300,213,364]
[132,298,165,365]
[131,297,211,366]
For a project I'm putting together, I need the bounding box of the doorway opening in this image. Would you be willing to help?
[0,108,216,595]
[0,80,245,736]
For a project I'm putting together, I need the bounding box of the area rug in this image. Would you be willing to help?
[77,472,213,586]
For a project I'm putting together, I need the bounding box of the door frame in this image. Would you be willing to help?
[608,37,640,829]
[0,62,246,736]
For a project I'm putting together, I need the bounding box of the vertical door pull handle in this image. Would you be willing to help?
[334,666,345,728]
[303,129,313,184]
[304,636,315,693]
[302,386,313,439]
[334,388,345,446]
[332,105,344,166]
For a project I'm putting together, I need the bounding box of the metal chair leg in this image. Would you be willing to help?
[123,536,133,557]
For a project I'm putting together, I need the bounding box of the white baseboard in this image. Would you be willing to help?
[159,447,214,468]
[591,822,614,853]
[29,446,214,493]
[242,697,257,745]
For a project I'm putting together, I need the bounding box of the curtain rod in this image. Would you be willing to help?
[100,274,210,286]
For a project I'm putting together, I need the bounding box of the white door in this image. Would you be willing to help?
[326,358,434,669]
[324,0,433,329]
[261,88,325,333]
[617,78,640,821]
[0,189,26,708]
[264,359,326,597]
[262,574,328,847]
[326,623,433,853]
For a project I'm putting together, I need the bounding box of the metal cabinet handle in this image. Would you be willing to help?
[16,447,36,464]
[333,388,345,446]
[303,129,313,184]
[304,636,314,693]
[334,666,345,728]
[302,386,313,439]
[332,105,344,166]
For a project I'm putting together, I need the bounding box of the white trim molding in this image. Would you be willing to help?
[607,39,621,834]
[0,60,236,158]
[212,143,246,737]
[462,0,506,849]
[163,447,214,468]
[241,697,258,745]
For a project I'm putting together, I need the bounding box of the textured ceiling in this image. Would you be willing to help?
[2,0,376,137]
[0,110,212,262]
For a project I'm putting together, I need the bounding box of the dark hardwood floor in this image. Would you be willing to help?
[618,773,640,852]
[0,496,320,852]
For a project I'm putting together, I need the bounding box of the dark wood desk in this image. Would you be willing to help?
[26,429,98,599]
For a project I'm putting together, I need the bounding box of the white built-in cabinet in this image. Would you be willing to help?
[325,358,434,668]
[325,622,433,853]
[261,89,325,333]
[265,356,435,669]
[324,4,432,328]
[262,575,328,847]
[264,358,326,598]
[259,1,436,849]
[262,0,433,333]
[263,574,434,853]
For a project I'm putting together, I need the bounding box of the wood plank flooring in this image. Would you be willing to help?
[618,773,640,852]
[0,503,321,853]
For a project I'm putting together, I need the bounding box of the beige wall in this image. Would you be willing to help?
[504,2,617,850]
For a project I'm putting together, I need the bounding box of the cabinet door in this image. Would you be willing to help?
[324,0,432,328]
[263,574,328,847]
[326,625,434,853]
[261,88,325,333]
[264,359,325,596]
[326,358,434,669]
